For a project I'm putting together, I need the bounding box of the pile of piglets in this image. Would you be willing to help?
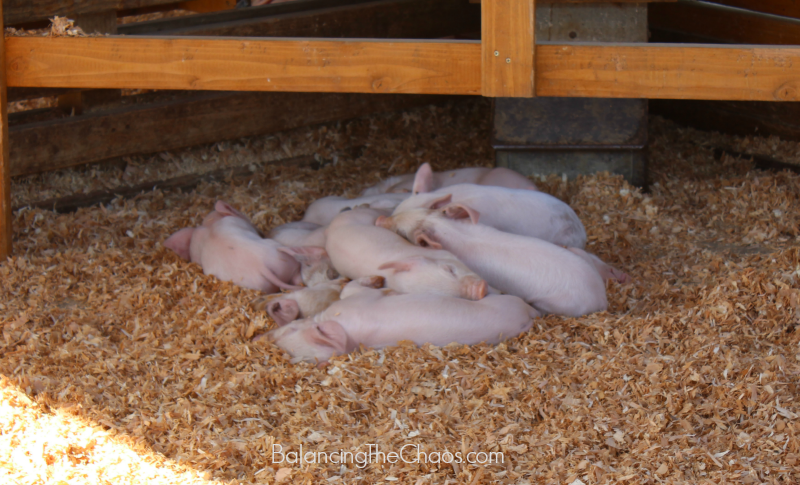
[165,163,627,364]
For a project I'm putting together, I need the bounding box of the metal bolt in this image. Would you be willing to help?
[494,51,499,57]
[506,58,511,63]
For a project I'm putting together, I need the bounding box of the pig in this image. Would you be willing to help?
[164,201,302,293]
[269,221,327,248]
[392,185,587,248]
[301,193,409,226]
[325,208,488,300]
[277,246,339,287]
[266,282,538,363]
[361,162,538,196]
[377,204,614,317]
[253,275,385,326]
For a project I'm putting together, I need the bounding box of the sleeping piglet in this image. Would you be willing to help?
[164,201,302,293]
[325,207,488,300]
[252,275,384,326]
[266,282,538,363]
[361,162,538,196]
[392,185,587,248]
[301,193,409,226]
[377,204,625,317]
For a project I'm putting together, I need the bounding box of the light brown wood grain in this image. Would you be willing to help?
[0,2,11,260]
[650,1,800,45]
[481,0,535,97]
[5,37,482,95]
[8,37,800,101]
[708,0,800,20]
[535,43,800,101]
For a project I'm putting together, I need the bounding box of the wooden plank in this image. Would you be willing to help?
[0,1,10,259]
[156,0,480,39]
[535,43,800,101]
[5,36,481,95]
[650,2,800,45]
[651,99,800,142]
[708,0,800,20]
[481,0,535,97]
[178,0,237,13]
[9,91,446,177]
[3,1,179,26]
[118,0,376,35]
[13,155,316,213]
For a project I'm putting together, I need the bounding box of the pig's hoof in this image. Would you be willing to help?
[268,299,300,326]
[357,275,385,288]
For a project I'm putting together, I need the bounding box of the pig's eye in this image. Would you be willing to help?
[445,265,457,276]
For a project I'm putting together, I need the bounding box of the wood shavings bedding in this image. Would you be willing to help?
[2,100,799,484]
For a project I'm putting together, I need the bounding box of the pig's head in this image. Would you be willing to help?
[278,246,339,287]
[376,195,480,248]
[203,201,264,236]
[267,319,351,364]
[379,255,487,300]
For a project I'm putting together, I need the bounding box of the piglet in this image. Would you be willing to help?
[252,275,385,326]
[301,193,409,226]
[164,201,302,293]
[377,203,619,317]
[266,282,538,363]
[269,221,327,248]
[361,162,538,196]
[325,208,487,300]
[392,184,586,248]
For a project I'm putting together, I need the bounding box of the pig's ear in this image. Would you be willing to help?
[412,163,435,195]
[412,229,443,250]
[214,201,249,220]
[428,194,452,210]
[304,321,348,355]
[278,246,328,264]
[442,204,480,224]
[378,261,414,274]
[164,228,195,260]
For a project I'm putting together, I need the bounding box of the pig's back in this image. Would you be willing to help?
[320,292,535,349]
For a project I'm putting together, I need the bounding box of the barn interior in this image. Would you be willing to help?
[1,1,799,484]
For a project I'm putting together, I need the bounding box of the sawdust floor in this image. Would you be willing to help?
[2,98,799,485]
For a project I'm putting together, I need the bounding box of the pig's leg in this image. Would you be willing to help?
[567,248,629,283]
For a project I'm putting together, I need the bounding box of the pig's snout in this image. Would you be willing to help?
[461,276,488,301]
[375,215,390,229]
[268,299,300,326]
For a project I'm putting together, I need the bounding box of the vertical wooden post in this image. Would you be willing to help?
[481,0,535,97]
[0,1,11,260]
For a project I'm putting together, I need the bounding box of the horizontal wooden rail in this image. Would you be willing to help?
[5,37,482,95]
[7,37,800,101]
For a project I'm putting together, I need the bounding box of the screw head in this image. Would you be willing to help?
[506,58,511,63]
[494,51,499,57]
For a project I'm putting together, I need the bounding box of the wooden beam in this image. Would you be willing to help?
[3,1,180,26]
[10,37,800,101]
[481,0,535,97]
[6,37,481,95]
[9,91,446,177]
[535,43,800,101]
[178,0,237,13]
[0,2,10,260]
[707,0,800,20]
[650,1,800,45]
[13,155,317,214]
[153,0,480,39]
